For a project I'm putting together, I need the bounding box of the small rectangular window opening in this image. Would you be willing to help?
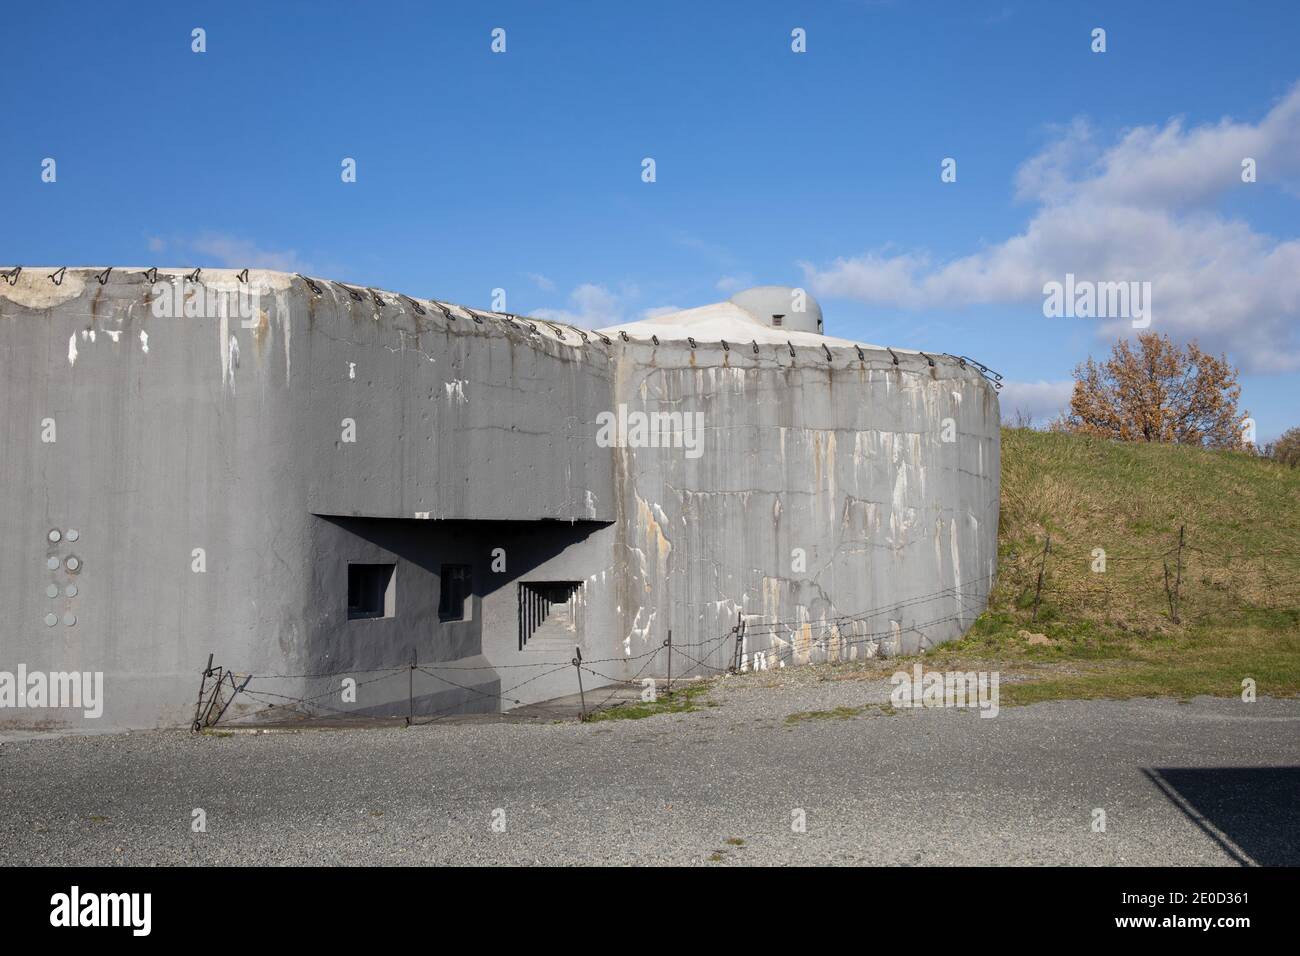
[439,564,472,622]
[348,563,395,620]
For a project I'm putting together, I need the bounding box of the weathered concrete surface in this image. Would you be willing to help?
[0,268,999,731]
[605,342,999,673]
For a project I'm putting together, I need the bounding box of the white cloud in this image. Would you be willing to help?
[715,273,753,293]
[998,379,1074,426]
[802,83,1300,372]
[524,272,556,292]
[530,283,626,327]
[529,282,680,328]
[151,233,309,272]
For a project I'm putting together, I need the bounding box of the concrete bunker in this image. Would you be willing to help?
[0,268,1000,730]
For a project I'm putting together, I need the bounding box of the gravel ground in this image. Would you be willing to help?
[2,670,1297,866]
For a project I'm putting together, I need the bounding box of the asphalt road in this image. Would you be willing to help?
[2,675,1297,866]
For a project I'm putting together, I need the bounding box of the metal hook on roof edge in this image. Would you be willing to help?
[48,267,66,286]
[957,354,1004,389]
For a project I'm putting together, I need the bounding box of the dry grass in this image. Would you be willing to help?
[992,427,1300,631]
[926,428,1300,702]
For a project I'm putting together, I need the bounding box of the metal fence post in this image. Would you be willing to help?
[573,646,587,720]
[665,629,673,696]
[731,612,747,673]
[1173,525,1185,624]
[191,653,214,732]
[407,649,416,726]
[1031,534,1051,622]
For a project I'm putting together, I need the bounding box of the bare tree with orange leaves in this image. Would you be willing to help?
[1273,427,1300,466]
[1060,333,1247,448]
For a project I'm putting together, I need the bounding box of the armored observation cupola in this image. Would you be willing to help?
[728,286,823,334]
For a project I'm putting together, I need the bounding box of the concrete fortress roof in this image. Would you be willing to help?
[600,285,918,354]
[599,300,837,348]
[0,267,990,378]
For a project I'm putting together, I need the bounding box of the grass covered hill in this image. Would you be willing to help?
[930,428,1300,703]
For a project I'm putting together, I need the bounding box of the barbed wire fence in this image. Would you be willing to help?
[190,573,999,729]
[1000,526,1300,630]
[191,534,1297,730]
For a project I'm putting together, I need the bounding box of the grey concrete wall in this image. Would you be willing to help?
[300,286,614,522]
[605,345,1000,678]
[0,267,999,731]
[1,270,313,729]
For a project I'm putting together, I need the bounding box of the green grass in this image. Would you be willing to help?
[583,682,714,722]
[925,428,1300,703]
[784,702,896,724]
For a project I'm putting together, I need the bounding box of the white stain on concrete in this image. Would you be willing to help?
[139,330,149,354]
[624,606,656,656]
[227,335,240,392]
[950,516,963,615]
[445,379,468,404]
[219,313,230,384]
[67,333,77,366]
[278,289,292,382]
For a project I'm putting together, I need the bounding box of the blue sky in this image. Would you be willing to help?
[3,1,1298,438]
